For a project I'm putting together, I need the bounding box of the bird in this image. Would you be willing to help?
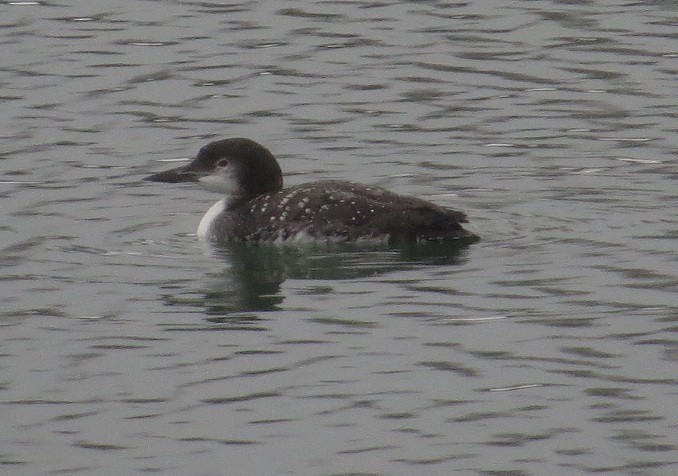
[145,138,479,245]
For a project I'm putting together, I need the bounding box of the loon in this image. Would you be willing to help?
[145,138,479,244]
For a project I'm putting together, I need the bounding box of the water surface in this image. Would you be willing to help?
[1,1,676,475]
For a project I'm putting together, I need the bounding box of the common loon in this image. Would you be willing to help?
[146,138,479,244]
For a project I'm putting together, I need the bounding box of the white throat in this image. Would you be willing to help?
[198,173,238,194]
[197,198,226,240]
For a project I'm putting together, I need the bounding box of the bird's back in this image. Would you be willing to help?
[209,180,478,243]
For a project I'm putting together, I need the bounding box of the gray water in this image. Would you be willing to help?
[1,1,677,475]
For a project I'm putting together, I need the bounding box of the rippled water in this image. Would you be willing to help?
[1,1,677,475]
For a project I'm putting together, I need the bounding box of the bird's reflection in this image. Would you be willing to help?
[192,241,474,320]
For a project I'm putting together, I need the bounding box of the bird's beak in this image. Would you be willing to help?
[145,162,204,183]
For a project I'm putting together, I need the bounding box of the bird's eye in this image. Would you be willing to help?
[216,158,229,168]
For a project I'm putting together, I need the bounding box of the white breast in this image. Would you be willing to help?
[197,199,226,240]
